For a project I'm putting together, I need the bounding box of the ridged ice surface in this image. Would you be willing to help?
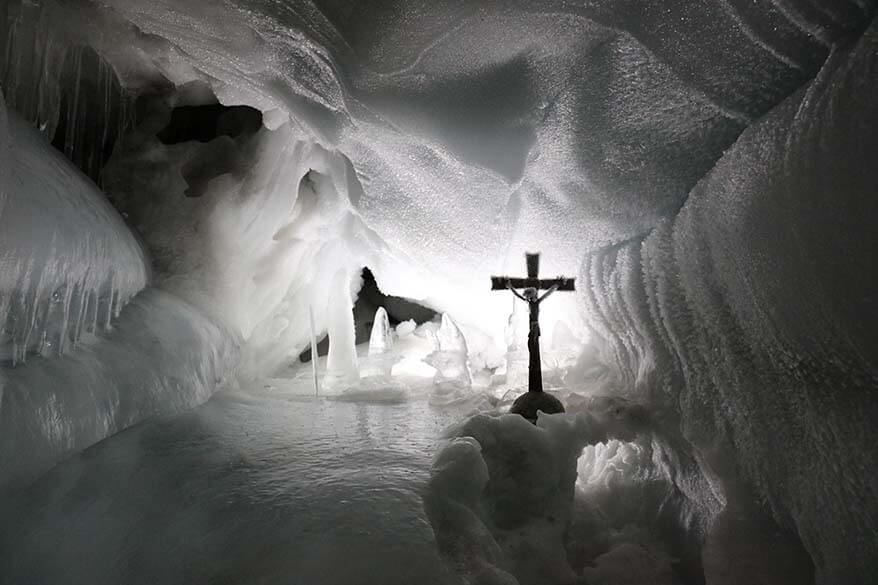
[581,20,878,583]
[0,98,147,364]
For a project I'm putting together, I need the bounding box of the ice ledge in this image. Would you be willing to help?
[0,288,240,496]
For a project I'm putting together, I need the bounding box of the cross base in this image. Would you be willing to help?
[509,390,565,423]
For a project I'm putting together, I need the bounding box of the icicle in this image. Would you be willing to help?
[308,304,320,397]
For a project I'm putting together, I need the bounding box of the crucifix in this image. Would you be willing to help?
[491,253,575,421]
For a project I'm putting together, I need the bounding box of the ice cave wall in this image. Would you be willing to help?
[0,1,876,581]
[580,22,878,583]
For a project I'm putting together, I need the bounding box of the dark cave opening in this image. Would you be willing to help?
[157,103,263,145]
[299,267,438,363]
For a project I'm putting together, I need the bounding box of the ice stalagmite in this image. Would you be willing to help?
[360,307,396,378]
[424,314,471,401]
[324,269,359,390]
[368,307,393,355]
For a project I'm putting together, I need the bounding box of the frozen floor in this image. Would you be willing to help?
[0,381,478,585]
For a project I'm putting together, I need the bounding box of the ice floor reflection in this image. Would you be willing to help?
[0,382,476,585]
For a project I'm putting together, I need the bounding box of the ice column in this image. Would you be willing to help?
[324,269,359,389]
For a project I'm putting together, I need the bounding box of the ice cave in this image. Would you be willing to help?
[0,0,876,583]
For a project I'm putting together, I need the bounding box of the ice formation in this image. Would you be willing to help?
[0,95,147,364]
[0,0,876,582]
[324,269,361,389]
[424,314,473,401]
[0,289,238,494]
[360,306,397,378]
[368,307,393,356]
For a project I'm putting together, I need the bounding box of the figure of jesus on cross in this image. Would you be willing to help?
[492,253,575,421]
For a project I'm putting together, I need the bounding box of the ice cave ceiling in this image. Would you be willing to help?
[1,0,877,583]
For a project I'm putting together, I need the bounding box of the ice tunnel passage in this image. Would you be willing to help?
[1,0,877,584]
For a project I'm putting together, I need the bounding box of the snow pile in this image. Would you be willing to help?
[424,397,653,584]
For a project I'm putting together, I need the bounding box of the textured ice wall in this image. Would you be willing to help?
[0,95,148,364]
[78,0,874,360]
[580,20,878,583]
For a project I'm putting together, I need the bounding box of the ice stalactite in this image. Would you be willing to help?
[0,0,68,136]
[52,45,134,184]
[0,1,138,184]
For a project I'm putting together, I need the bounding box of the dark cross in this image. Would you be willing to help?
[491,253,575,421]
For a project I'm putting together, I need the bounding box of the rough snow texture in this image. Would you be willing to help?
[424,398,652,585]
[580,21,878,583]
